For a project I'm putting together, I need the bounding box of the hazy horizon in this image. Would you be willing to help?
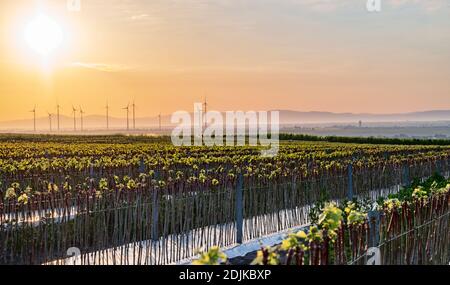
[2,109,450,133]
[1,0,449,121]
[4,107,450,123]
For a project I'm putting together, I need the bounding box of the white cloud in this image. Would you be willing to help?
[287,0,350,12]
[130,14,149,21]
[69,62,131,72]
[387,0,447,11]
[286,0,446,12]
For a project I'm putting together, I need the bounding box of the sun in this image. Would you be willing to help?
[24,14,64,57]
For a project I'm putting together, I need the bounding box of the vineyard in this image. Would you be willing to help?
[0,135,449,265]
[197,175,450,265]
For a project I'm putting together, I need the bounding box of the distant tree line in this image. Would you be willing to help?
[1,133,449,146]
[279,133,450,146]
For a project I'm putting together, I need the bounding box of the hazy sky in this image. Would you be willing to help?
[0,0,449,120]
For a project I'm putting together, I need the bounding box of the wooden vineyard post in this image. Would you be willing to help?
[151,189,159,241]
[235,173,244,244]
[152,170,160,242]
[347,163,354,200]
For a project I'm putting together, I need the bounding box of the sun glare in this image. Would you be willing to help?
[24,14,64,57]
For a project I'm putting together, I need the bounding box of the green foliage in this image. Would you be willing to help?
[99,178,109,191]
[17,193,29,205]
[193,246,227,265]
[342,200,369,226]
[251,247,280,265]
[281,231,308,251]
[317,202,343,240]
[389,173,448,202]
[347,210,366,226]
[309,188,330,225]
[5,187,16,199]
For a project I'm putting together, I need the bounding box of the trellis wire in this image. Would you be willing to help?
[348,211,450,265]
[0,159,449,265]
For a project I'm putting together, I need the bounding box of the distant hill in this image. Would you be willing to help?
[1,110,449,131]
[276,110,450,124]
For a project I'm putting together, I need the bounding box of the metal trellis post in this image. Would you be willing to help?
[368,210,381,247]
[403,163,410,187]
[236,173,244,244]
[139,157,145,173]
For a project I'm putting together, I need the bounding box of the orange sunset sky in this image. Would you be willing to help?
[0,0,449,121]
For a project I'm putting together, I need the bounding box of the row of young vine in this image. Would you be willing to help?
[195,174,450,265]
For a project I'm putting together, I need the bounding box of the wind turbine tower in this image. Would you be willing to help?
[106,102,110,130]
[123,104,130,131]
[48,112,52,132]
[30,106,36,132]
[79,106,85,131]
[132,101,136,130]
[56,104,61,131]
[72,106,77,131]
[203,96,208,131]
[159,113,162,132]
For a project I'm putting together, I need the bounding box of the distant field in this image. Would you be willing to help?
[0,134,449,177]
[281,125,450,139]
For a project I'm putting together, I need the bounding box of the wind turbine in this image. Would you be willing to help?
[203,96,208,131]
[30,105,36,132]
[56,104,61,131]
[132,100,136,130]
[123,103,130,131]
[106,101,110,130]
[48,112,53,132]
[72,106,77,131]
[79,106,85,131]
[158,113,162,132]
